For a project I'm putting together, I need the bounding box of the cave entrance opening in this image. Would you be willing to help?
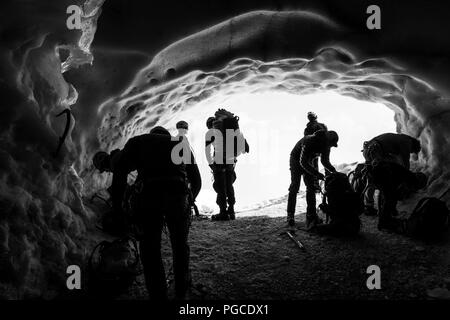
[163,90,396,216]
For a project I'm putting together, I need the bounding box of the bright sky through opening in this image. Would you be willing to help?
[165,91,396,213]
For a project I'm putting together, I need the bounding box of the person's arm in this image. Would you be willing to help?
[244,139,250,153]
[320,148,336,174]
[205,133,215,166]
[299,144,322,178]
[111,140,135,214]
[186,160,202,201]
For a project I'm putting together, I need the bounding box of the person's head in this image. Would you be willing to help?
[325,130,339,147]
[150,126,170,136]
[307,111,317,122]
[206,117,215,129]
[176,120,189,131]
[411,138,421,154]
[93,151,111,173]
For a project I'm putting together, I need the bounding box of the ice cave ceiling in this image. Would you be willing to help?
[0,0,449,298]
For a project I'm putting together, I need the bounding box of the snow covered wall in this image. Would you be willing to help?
[0,1,449,299]
[0,0,105,298]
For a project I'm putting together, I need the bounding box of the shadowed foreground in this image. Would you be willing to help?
[119,201,450,300]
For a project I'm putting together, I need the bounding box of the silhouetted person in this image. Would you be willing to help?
[304,111,327,136]
[287,130,338,228]
[173,120,201,216]
[363,133,423,231]
[205,113,249,221]
[93,149,122,174]
[150,126,170,135]
[304,111,328,191]
[175,120,189,138]
[112,126,201,300]
[175,120,193,155]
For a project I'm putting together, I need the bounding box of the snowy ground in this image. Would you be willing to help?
[115,194,450,300]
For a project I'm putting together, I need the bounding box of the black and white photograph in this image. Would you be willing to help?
[0,0,449,314]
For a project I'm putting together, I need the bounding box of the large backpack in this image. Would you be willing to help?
[406,188,450,239]
[212,108,246,159]
[318,172,362,236]
[213,108,240,133]
[88,236,141,295]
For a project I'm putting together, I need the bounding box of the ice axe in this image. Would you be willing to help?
[282,230,306,251]
[52,108,72,158]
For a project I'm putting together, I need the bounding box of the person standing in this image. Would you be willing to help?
[205,111,249,221]
[287,130,339,228]
[174,120,201,216]
[112,129,201,300]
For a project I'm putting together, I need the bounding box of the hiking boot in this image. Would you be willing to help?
[364,206,378,216]
[306,215,323,230]
[227,206,235,220]
[211,212,230,221]
[287,212,295,226]
[287,217,295,227]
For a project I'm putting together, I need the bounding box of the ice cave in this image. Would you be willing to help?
[0,0,449,299]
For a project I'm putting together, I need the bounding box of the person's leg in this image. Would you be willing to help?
[363,182,378,216]
[304,173,321,228]
[165,193,190,299]
[312,157,320,192]
[225,164,236,219]
[213,165,227,213]
[287,163,302,224]
[373,163,403,231]
[377,189,399,230]
[139,196,167,300]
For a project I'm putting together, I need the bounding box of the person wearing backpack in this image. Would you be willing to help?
[174,121,201,217]
[287,129,339,228]
[205,110,249,221]
[362,133,423,232]
[111,127,201,300]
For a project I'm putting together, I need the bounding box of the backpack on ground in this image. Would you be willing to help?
[406,188,450,239]
[318,172,362,236]
[88,236,141,295]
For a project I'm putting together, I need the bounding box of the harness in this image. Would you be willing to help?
[363,140,384,164]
